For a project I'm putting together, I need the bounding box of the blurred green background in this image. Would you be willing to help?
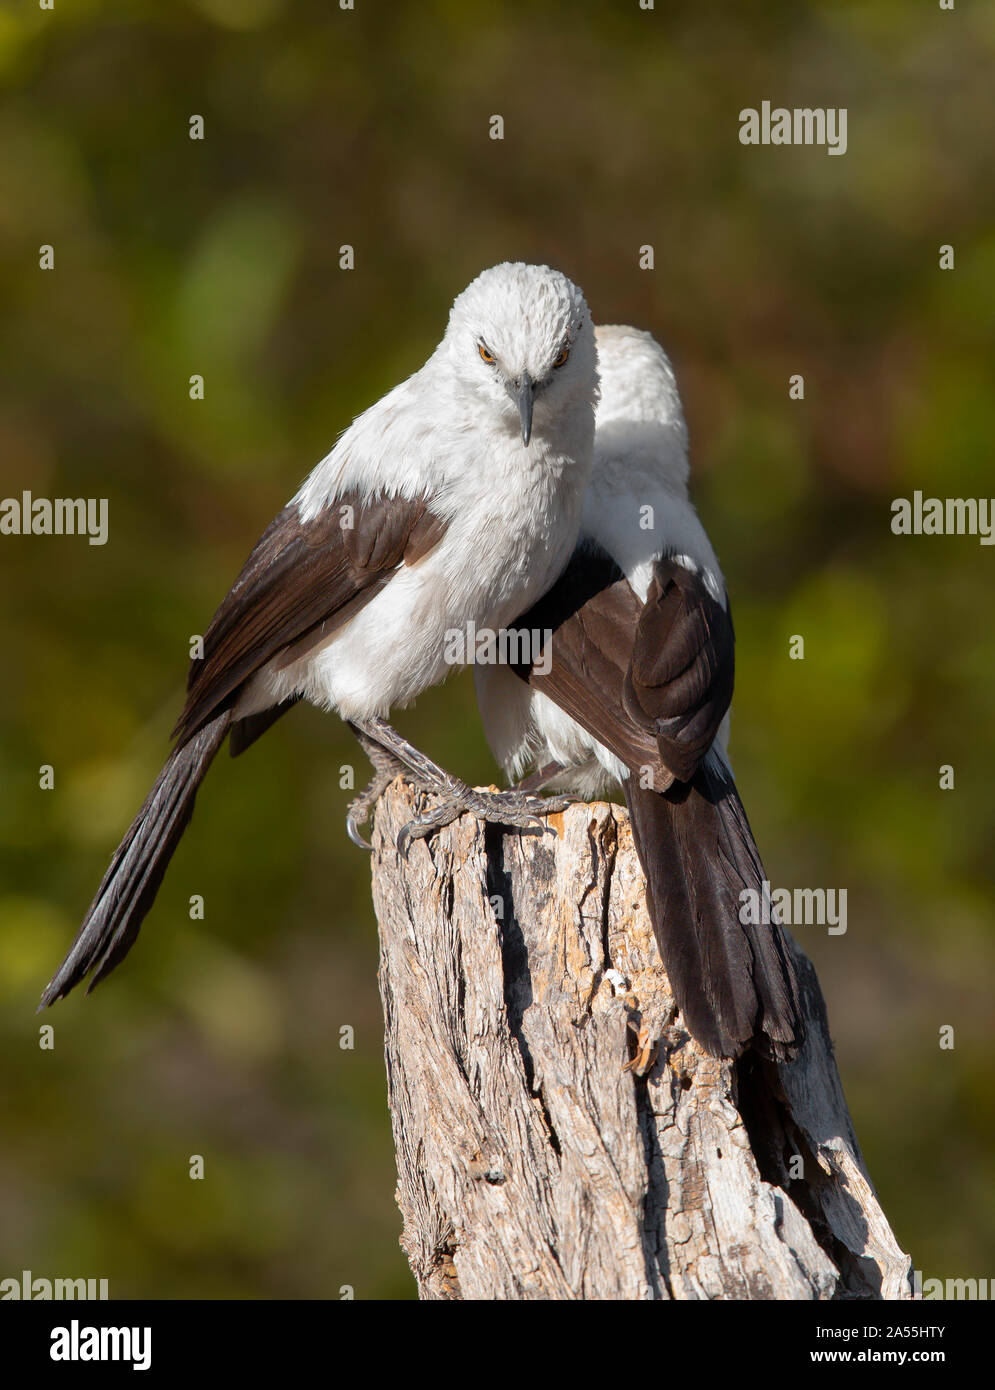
[1,0,993,1299]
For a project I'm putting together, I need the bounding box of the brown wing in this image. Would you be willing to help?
[509,544,675,788]
[511,546,734,787]
[172,491,446,747]
[622,557,735,782]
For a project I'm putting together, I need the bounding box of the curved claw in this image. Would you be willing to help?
[527,817,561,838]
[396,814,446,858]
[346,812,373,851]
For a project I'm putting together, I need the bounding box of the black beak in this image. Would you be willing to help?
[516,372,535,447]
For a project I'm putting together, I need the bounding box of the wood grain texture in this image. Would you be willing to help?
[370,781,912,1302]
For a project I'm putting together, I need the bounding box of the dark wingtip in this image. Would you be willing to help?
[37,978,69,1012]
[37,957,87,1011]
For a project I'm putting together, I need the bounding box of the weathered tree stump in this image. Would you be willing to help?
[370,780,912,1301]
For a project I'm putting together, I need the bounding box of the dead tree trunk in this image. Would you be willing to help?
[370,781,912,1301]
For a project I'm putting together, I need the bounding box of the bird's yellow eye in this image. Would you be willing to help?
[479,344,496,365]
[553,347,570,368]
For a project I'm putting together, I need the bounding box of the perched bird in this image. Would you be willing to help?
[41,263,599,1008]
[475,324,802,1061]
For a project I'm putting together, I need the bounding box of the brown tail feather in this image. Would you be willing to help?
[623,757,802,1061]
[39,711,232,1008]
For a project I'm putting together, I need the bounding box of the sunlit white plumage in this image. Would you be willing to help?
[239,263,599,721]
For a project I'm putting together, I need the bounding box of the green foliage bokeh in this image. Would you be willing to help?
[1,0,993,1298]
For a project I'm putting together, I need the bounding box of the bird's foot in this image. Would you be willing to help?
[347,766,408,850]
[346,716,579,856]
[397,781,577,857]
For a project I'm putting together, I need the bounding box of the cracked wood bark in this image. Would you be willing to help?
[370,780,912,1301]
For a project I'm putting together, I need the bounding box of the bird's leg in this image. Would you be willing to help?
[345,723,409,850]
[350,716,578,856]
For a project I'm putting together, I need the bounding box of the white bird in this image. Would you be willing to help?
[41,263,599,1007]
[475,324,801,1060]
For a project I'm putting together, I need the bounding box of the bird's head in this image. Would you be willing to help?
[443,262,598,447]
[593,324,690,491]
